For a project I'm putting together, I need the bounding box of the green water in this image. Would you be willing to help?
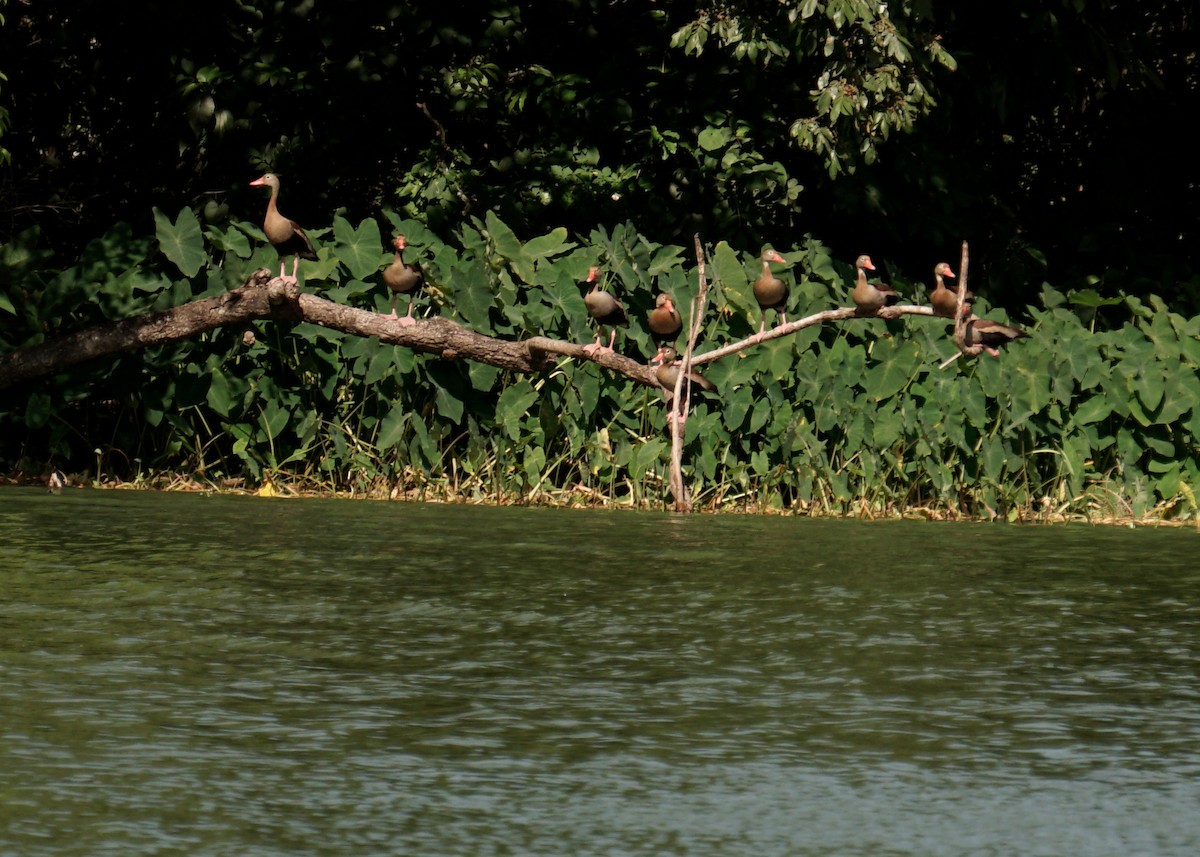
[2,487,1199,856]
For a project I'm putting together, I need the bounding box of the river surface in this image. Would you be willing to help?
[1,487,1199,856]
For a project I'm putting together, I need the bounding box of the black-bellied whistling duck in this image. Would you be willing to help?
[581,266,627,355]
[851,254,900,313]
[650,345,718,400]
[964,317,1027,356]
[753,248,788,332]
[647,293,682,342]
[383,234,424,326]
[249,173,317,284]
[929,262,972,318]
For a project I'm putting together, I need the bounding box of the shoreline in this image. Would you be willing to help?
[4,471,1196,529]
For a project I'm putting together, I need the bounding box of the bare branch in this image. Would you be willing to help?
[941,240,984,369]
[0,270,660,392]
[666,235,715,512]
[690,303,936,367]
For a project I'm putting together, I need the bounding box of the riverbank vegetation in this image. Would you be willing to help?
[4,212,1200,524]
[2,3,1198,522]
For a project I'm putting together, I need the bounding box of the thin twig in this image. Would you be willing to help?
[690,303,936,367]
[668,236,713,511]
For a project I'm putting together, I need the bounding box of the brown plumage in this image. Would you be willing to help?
[753,248,788,332]
[647,293,682,342]
[964,317,1027,356]
[651,345,718,400]
[383,234,424,326]
[582,266,627,355]
[850,254,900,313]
[929,262,972,318]
[249,173,316,283]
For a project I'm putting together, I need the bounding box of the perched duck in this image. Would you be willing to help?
[383,234,424,326]
[964,317,1027,356]
[753,248,788,332]
[650,344,718,400]
[582,266,627,355]
[249,173,317,284]
[647,293,682,342]
[929,262,972,319]
[851,254,900,313]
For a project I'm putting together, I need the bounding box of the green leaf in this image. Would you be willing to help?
[712,241,756,319]
[259,401,290,440]
[206,370,238,417]
[376,407,408,451]
[154,207,206,278]
[333,215,385,280]
[486,211,536,284]
[1155,373,1199,426]
[863,345,916,401]
[496,380,539,441]
[1136,366,1165,413]
[204,225,252,258]
[522,227,576,260]
[448,260,495,329]
[433,383,464,423]
[698,126,732,151]
[24,392,52,428]
[1068,395,1112,427]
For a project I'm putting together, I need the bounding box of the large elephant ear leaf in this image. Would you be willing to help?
[154,207,206,278]
[334,215,385,280]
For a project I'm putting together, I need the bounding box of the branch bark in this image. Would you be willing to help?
[939,241,981,369]
[690,303,937,367]
[0,269,659,392]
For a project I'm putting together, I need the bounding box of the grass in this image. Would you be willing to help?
[4,465,1198,529]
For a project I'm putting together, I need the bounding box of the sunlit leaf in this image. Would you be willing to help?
[334,215,385,281]
[154,207,206,278]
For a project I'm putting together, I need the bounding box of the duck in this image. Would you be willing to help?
[964,317,1027,356]
[851,254,900,313]
[650,344,718,400]
[582,266,627,355]
[249,173,317,284]
[928,261,972,318]
[383,234,424,326]
[753,248,788,332]
[647,293,683,342]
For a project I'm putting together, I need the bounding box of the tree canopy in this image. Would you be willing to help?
[3,1,1195,311]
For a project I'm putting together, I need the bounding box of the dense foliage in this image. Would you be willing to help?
[4,212,1200,520]
[2,2,1195,311]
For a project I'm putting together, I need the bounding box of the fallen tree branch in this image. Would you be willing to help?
[1,265,954,394]
[0,269,659,391]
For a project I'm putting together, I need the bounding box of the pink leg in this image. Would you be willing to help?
[398,297,416,328]
[582,328,604,356]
